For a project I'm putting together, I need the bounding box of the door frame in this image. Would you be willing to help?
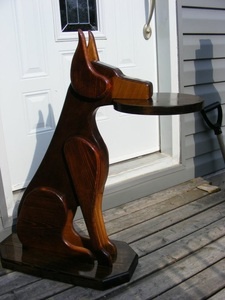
[0,0,181,231]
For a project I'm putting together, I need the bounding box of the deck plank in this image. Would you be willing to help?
[209,288,225,299]
[131,201,225,256]
[110,189,225,243]
[0,272,40,297]
[105,188,209,235]
[1,177,225,299]
[0,279,72,300]
[45,223,225,299]
[0,279,71,300]
[102,177,209,223]
[157,259,225,300]
[62,216,225,299]
[93,237,225,300]
[43,205,225,299]
[75,178,209,235]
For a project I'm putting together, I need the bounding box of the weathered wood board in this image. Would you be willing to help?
[1,177,225,299]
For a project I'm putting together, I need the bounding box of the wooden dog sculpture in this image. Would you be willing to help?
[17,30,153,267]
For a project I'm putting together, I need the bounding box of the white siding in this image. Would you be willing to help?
[177,0,225,176]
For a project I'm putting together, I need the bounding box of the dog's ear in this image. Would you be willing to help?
[87,31,99,62]
[70,30,111,99]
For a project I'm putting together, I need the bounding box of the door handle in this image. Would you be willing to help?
[143,0,156,40]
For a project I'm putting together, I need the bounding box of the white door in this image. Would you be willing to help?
[0,0,159,192]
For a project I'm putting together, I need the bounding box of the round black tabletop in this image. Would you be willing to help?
[113,93,203,115]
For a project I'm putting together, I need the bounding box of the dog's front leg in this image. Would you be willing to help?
[64,135,117,267]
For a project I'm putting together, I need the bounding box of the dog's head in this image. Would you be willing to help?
[71,30,153,102]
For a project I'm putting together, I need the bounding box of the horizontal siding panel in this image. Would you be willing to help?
[185,131,220,159]
[183,35,225,60]
[182,8,225,34]
[184,108,225,136]
[183,113,207,136]
[184,84,225,106]
[178,0,225,177]
[185,151,223,177]
[183,59,225,86]
[181,0,225,10]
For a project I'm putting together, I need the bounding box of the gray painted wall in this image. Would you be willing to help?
[177,0,225,177]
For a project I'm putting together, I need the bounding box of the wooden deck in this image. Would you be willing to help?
[1,172,225,299]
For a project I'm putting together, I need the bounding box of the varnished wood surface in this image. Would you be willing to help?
[113,93,203,115]
[13,29,203,277]
[15,29,153,271]
[0,237,138,290]
[1,174,225,299]
[13,29,154,275]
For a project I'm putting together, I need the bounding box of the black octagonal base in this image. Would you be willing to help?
[0,233,138,290]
